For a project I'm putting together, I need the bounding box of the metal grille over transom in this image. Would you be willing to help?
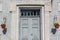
[19,9,41,40]
[20,9,40,16]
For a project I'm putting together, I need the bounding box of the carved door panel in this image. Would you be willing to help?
[19,17,40,40]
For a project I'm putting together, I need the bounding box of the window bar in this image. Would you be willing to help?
[31,11,33,16]
[29,11,31,16]
[25,12,26,16]
[33,11,34,16]
[36,11,37,16]
[37,12,40,16]
[23,12,25,16]
[26,12,28,16]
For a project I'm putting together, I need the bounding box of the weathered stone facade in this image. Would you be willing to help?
[0,0,60,40]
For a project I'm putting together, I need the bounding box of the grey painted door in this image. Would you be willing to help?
[19,17,40,40]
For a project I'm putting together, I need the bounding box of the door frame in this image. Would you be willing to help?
[17,5,45,40]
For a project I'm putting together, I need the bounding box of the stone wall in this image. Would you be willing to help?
[0,0,60,40]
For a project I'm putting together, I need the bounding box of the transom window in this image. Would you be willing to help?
[20,9,40,16]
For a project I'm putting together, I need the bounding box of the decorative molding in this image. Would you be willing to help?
[17,4,44,6]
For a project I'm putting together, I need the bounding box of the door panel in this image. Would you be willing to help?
[22,28,28,40]
[32,28,39,40]
[20,18,28,40]
[21,18,28,27]
[19,17,40,40]
[32,18,40,40]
